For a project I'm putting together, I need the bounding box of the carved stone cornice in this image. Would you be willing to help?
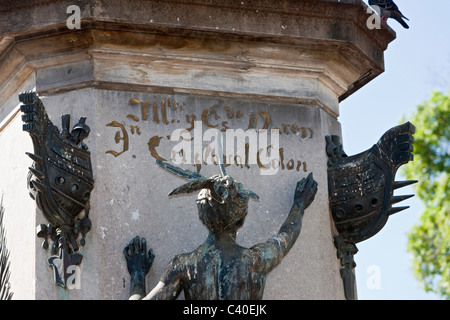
[0,0,396,117]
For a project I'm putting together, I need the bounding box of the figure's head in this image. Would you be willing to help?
[195,175,256,232]
[156,160,259,233]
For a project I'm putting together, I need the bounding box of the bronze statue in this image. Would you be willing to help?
[124,160,318,300]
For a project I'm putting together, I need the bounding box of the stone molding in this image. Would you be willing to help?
[0,0,395,118]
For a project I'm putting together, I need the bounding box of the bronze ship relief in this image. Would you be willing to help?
[20,91,94,288]
[326,122,417,299]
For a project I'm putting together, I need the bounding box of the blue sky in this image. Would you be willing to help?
[339,0,449,300]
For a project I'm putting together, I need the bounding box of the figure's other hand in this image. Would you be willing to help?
[124,236,155,276]
[293,173,318,209]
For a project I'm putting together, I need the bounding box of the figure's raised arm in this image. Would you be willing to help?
[124,236,183,300]
[124,236,155,300]
[251,173,318,274]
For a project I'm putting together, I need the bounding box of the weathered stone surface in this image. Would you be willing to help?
[37,89,344,299]
[0,0,395,107]
[0,0,395,300]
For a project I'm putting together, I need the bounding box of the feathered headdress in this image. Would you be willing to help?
[156,132,259,232]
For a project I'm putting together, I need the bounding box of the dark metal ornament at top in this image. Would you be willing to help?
[326,122,417,300]
[20,91,94,288]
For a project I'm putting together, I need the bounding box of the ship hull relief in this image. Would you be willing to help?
[326,122,417,300]
[20,92,94,288]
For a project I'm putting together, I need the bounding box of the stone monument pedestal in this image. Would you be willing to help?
[0,0,395,300]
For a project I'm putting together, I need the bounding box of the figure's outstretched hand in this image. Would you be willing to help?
[293,173,318,209]
[124,236,155,276]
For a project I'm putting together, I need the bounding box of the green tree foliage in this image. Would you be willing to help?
[0,199,13,300]
[402,91,450,299]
